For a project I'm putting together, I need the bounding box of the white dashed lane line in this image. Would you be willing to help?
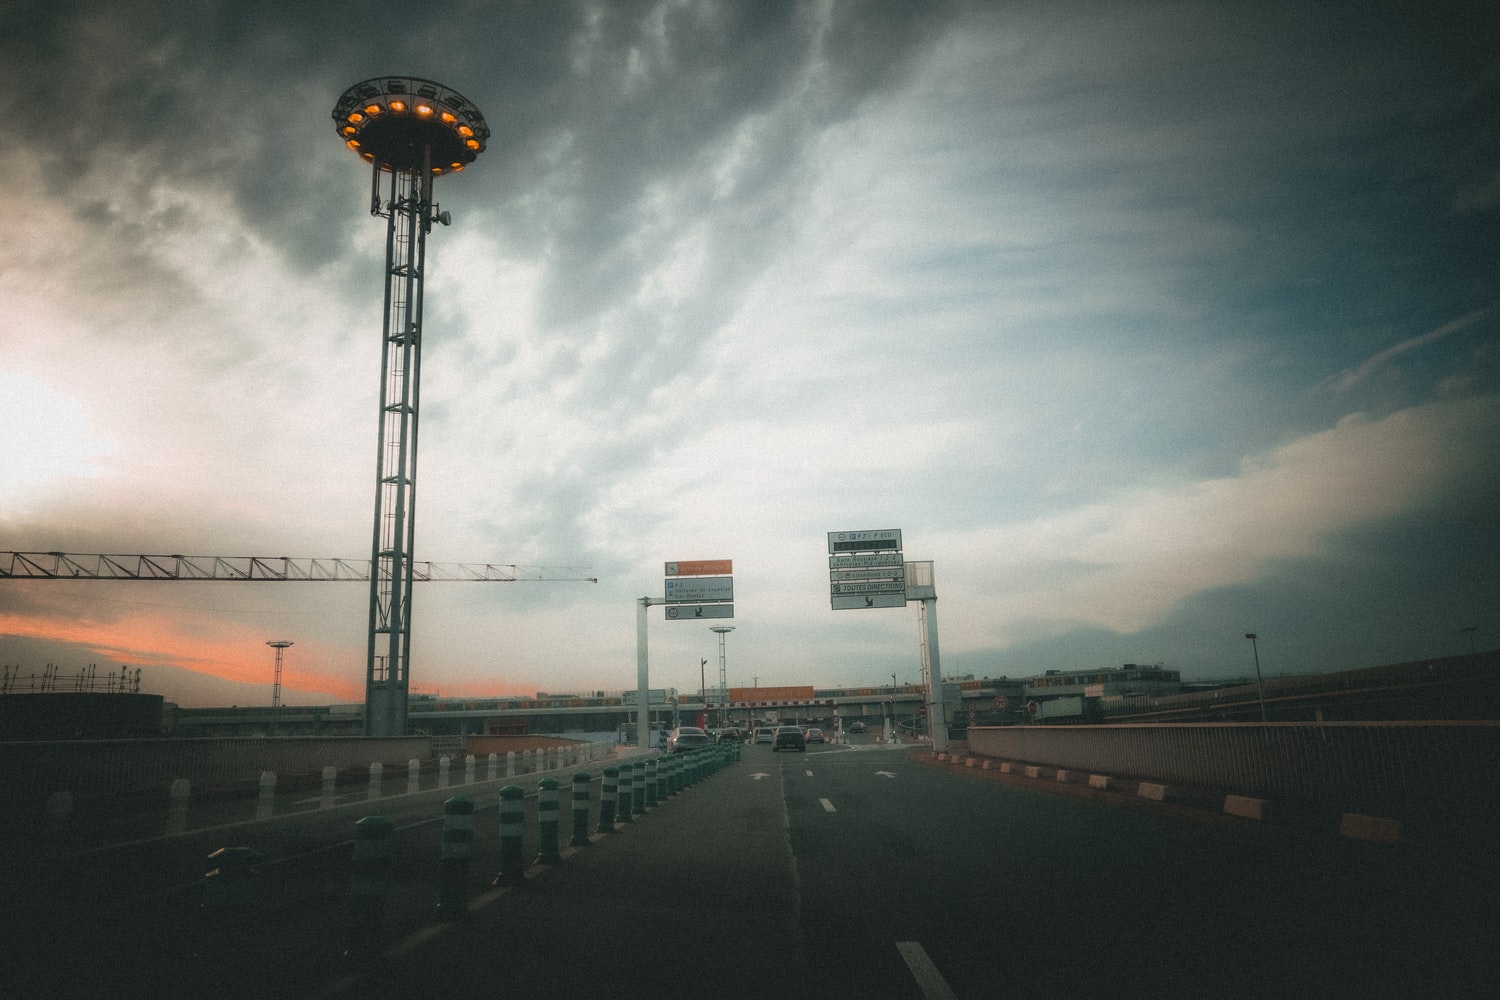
[896,941,959,1000]
[819,798,836,813]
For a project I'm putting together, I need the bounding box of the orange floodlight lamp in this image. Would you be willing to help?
[332,76,489,176]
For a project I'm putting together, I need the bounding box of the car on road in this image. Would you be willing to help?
[772,726,806,752]
[753,728,774,744]
[849,721,866,733]
[716,727,744,743]
[804,727,825,743]
[665,726,712,753]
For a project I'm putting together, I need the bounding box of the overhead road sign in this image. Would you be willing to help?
[832,594,907,610]
[828,553,905,569]
[831,580,906,595]
[830,567,908,582]
[665,559,732,577]
[827,529,902,554]
[665,604,734,620]
[664,576,734,603]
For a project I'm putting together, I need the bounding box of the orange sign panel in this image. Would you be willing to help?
[729,686,816,703]
[665,559,733,577]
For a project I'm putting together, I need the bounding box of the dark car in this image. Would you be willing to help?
[772,725,806,752]
[666,726,712,753]
[849,721,866,733]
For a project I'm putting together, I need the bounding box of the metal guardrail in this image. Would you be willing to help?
[966,721,1500,821]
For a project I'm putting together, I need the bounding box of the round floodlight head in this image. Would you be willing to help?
[333,76,489,176]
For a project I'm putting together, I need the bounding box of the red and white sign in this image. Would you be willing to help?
[665,559,732,576]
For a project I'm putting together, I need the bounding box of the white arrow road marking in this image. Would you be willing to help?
[751,772,770,780]
[876,770,897,778]
[896,942,959,1000]
[819,798,836,813]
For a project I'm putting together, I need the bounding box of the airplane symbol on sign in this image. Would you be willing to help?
[864,596,874,607]
[695,607,705,617]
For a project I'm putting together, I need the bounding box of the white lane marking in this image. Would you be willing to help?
[819,797,836,813]
[896,941,959,1000]
[751,772,770,780]
[876,770,897,778]
[805,770,814,777]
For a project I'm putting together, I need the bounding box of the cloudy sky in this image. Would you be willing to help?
[2,0,1497,709]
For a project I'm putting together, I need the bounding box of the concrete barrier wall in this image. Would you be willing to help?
[0,736,435,802]
[965,721,1500,821]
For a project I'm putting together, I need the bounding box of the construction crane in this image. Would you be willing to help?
[0,552,597,583]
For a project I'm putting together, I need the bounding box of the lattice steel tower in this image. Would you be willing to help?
[332,77,489,736]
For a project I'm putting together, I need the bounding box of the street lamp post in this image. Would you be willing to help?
[699,657,708,729]
[1245,633,1268,723]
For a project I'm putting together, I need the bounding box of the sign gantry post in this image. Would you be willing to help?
[905,560,945,753]
[636,596,653,749]
[638,559,735,747]
[827,530,946,752]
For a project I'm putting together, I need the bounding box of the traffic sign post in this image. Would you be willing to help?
[664,604,734,620]
[664,577,734,604]
[665,560,732,577]
[663,559,734,622]
[830,594,906,610]
[822,530,946,753]
[828,529,906,611]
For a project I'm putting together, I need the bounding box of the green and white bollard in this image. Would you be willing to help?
[347,816,394,958]
[536,778,561,864]
[255,770,276,821]
[437,796,475,918]
[633,760,648,814]
[168,778,191,835]
[645,758,660,808]
[598,767,618,833]
[570,771,592,847]
[616,763,634,823]
[494,785,526,886]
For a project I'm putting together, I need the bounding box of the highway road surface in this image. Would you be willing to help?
[5,741,1495,999]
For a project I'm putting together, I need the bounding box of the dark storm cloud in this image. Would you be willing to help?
[0,0,959,285]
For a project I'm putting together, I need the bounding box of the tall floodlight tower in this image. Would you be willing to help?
[267,640,293,737]
[332,77,490,737]
[711,626,734,728]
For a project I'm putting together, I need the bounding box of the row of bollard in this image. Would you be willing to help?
[202,742,742,961]
[88,746,617,837]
